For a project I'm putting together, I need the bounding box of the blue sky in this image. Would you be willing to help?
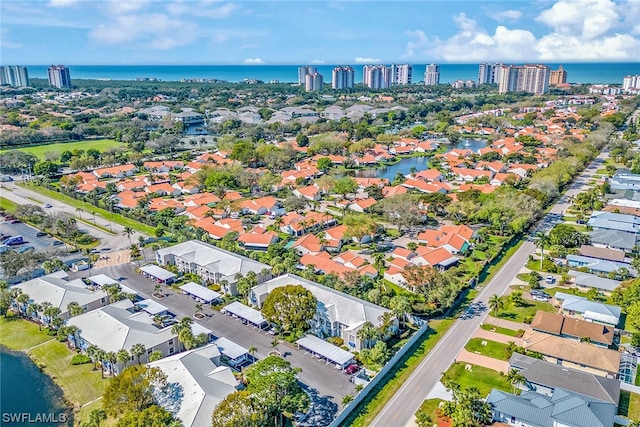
[2,0,639,65]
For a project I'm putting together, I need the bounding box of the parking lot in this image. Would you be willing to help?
[0,220,65,252]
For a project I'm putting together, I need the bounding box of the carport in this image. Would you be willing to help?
[135,298,169,316]
[296,335,354,369]
[179,281,222,305]
[87,274,117,287]
[214,337,250,367]
[221,301,268,329]
[139,264,176,284]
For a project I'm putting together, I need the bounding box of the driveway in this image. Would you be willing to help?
[70,263,354,426]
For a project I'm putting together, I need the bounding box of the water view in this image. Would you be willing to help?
[0,346,72,426]
[355,138,487,181]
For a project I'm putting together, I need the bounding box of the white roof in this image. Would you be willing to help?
[191,323,213,338]
[87,274,117,287]
[214,337,248,360]
[67,299,176,353]
[296,335,354,367]
[149,344,237,427]
[180,282,222,302]
[135,298,169,315]
[251,274,391,331]
[222,301,267,326]
[140,264,176,281]
[13,274,108,316]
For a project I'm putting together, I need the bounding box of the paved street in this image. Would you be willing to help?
[1,181,139,251]
[71,262,354,426]
[370,149,609,427]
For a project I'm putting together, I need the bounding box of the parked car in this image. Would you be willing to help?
[545,275,555,284]
[44,203,52,208]
[51,240,64,246]
[3,235,23,245]
[35,231,47,237]
[345,364,360,375]
[17,246,34,254]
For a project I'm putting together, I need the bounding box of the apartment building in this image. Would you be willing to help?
[48,65,72,88]
[423,64,440,86]
[498,64,550,95]
[0,66,29,87]
[332,66,354,90]
[363,65,391,89]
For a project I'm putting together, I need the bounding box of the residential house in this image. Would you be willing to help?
[249,274,397,351]
[237,228,279,251]
[570,272,621,294]
[149,344,239,427]
[348,198,377,213]
[590,229,638,252]
[417,225,475,254]
[530,311,614,348]
[93,164,137,179]
[13,274,109,321]
[554,292,621,327]
[587,211,640,234]
[578,245,626,262]
[239,196,280,216]
[67,299,179,368]
[293,186,321,201]
[566,254,633,277]
[155,240,272,296]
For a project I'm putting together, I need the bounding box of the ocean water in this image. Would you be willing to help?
[0,346,72,426]
[24,63,640,85]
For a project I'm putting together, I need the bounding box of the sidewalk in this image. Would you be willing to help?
[454,348,509,373]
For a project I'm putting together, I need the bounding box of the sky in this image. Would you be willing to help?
[1,0,639,65]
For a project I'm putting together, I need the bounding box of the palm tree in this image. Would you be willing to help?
[148,350,163,362]
[138,235,148,263]
[15,293,30,317]
[194,303,203,318]
[117,349,130,369]
[504,368,527,394]
[75,208,83,220]
[104,351,117,376]
[534,232,551,270]
[122,226,135,244]
[357,321,379,349]
[270,339,280,352]
[488,294,505,317]
[390,295,411,329]
[172,317,193,335]
[248,346,257,361]
[88,408,107,427]
[64,325,79,349]
[86,345,101,371]
[130,343,146,365]
[67,301,84,317]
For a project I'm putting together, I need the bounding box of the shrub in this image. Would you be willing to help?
[327,336,344,347]
[210,284,221,292]
[71,354,91,365]
[523,316,533,324]
[515,329,525,338]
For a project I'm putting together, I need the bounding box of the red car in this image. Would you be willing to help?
[345,364,360,375]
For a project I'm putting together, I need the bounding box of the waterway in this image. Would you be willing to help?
[0,346,72,426]
[355,138,487,181]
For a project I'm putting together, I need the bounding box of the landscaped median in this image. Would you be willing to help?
[0,315,107,425]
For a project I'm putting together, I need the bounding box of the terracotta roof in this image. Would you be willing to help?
[531,311,614,346]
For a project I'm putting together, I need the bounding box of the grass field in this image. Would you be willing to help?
[416,398,444,424]
[480,323,523,337]
[0,314,52,350]
[0,139,122,160]
[618,390,640,421]
[465,338,511,361]
[444,362,510,397]
[494,299,557,323]
[0,196,19,214]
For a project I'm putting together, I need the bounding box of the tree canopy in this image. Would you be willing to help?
[261,285,317,335]
[102,365,167,418]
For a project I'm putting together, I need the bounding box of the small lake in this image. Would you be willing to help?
[0,346,73,426]
[355,138,487,181]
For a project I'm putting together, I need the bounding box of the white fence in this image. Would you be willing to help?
[327,321,431,427]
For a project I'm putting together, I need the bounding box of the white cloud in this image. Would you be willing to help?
[408,0,640,62]
[243,58,265,64]
[354,57,381,64]
[0,29,21,49]
[310,59,326,64]
[48,0,81,7]
[491,10,522,22]
[166,0,238,18]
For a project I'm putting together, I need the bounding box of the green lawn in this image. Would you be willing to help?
[0,139,122,160]
[0,196,19,214]
[480,323,523,337]
[416,398,444,424]
[444,362,510,396]
[618,391,640,421]
[29,340,107,406]
[0,314,52,350]
[465,338,511,361]
[494,299,557,323]
[24,184,156,235]
[544,286,612,304]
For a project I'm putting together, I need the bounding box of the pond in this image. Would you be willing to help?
[354,138,487,182]
[0,346,72,426]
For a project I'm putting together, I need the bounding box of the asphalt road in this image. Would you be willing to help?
[370,149,609,427]
[1,181,140,251]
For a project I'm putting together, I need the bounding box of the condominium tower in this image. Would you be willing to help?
[298,66,317,85]
[498,64,550,95]
[331,66,354,90]
[424,64,440,86]
[47,65,72,88]
[549,65,567,86]
[623,75,640,91]
[0,66,29,87]
[478,63,502,84]
[391,64,412,85]
[363,65,391,89]
[305,72,323,92]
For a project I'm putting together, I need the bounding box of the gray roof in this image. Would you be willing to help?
[555,292,621,324]
[587,211,640,233]
[566,254,632,274]
[135,298,169,315]
[251,274,392,332]
[87,274,117,287]
[296,335,354,367]
[213,337,248,361]
[487,387,615,427]
[149,344,237,427]
[570,272,621,292]
[222,301,266,326]
[179,282,222,302]
[509,353,620,405]
[590,229,638,251]
[67,299,176,353]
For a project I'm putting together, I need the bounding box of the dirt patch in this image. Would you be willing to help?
[92,249,132,268]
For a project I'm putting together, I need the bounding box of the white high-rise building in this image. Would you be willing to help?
[0,66,29,87]
[298,66,317,85]
[363,65,391,89]
[332,66,354,90]
[305,72,323,92]
[498,64,550,95]
[478,63,502,84]
[623,75,640,91]
[424,64,440,86]
[391,64,412,85]
[47,65,72,88]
